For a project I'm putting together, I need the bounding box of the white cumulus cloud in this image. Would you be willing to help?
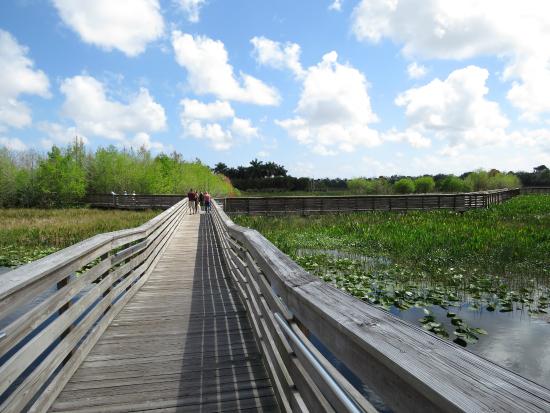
[407,62,427,79]
[52,0,164,56]
[175,0,206,23]
[351,0,550,120]
[172,31,280,105]
[38,122,88,148]
[0,137,27,151]
[180,99,234,120]
[179,99,259,150]
[231,117,258,139]
[183,121,233,151]
[0,30,49,131]
[60,75,166,142]
[277,51,380,155]
[251,36,305,78]
[129,132,164,151]
[395,66,509,148]
[329,0,343,11]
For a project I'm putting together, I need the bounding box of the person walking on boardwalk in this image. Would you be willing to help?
[198,191,204,212]
[204,191,211,213]
[187,189,196,214]
[194,189,199,214]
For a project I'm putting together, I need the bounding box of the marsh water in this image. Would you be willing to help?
[296,249,550,388]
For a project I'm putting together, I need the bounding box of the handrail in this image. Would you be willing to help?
[211,199,550,413]
[0,198,189,412]
[274,312,365,413]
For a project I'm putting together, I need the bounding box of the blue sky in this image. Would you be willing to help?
[1,0,549,177]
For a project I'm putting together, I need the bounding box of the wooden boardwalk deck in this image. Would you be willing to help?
[49,213,279,413]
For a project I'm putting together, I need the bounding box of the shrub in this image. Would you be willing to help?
[394,178,415,194]
[439,175,471,192]
[347,178,374,194]
[414,176,435,193]
[465,169,521,191]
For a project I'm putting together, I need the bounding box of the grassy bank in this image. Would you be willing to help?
[0,208,159,267]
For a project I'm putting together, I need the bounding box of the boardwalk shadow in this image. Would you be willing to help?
[176,213,278,412]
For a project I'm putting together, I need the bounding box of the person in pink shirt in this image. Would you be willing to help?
[204,192,211,213]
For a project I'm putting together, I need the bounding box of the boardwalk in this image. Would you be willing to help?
[3,197,550,413]
[49,213,278,412]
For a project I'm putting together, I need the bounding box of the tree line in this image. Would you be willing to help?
[214,159,533,194]
[2,143,547,208]
[0,140,236,207]
[214,160,347,192]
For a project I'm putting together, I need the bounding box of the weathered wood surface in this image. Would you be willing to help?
[521,186,550,194]
[222,188,521,215]
[48,213,278,413]
[213,201,550,413]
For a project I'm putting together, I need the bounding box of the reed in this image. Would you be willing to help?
[0,208,158,267]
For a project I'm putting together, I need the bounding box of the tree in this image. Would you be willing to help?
[414,176,435,193]
[394,178,415,194]
[347,178,374,194]
[440,175,470,192]
[37,145,87,206]
[464,169,489,191]
[214,162,228,175]
[0,149,18,207]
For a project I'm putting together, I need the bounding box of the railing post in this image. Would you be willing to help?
[101,252,112,315]
[57,276,73,361]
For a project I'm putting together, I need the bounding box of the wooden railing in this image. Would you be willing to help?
[84,193,184,210]
[211,200,550,412]
[0,199,189,412]
[221,188,521,215]
[521,186,550,194]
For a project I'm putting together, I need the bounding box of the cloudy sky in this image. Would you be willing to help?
[1,0,549,177]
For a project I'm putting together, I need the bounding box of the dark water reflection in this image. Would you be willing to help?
[295,250,550,390]
[395,304,550,387]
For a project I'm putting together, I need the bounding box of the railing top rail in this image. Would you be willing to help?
[0,199,187,304]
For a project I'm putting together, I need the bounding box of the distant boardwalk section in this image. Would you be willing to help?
[221,188,521,215]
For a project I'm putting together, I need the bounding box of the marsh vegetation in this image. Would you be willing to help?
[0,208,159,267]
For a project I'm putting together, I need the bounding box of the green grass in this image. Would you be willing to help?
[0,208,159,267]
[234,195,550,279]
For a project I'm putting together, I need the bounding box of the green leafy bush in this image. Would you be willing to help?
[394,178,415,194]
[439,175,471,192]
[414,176,435,193]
